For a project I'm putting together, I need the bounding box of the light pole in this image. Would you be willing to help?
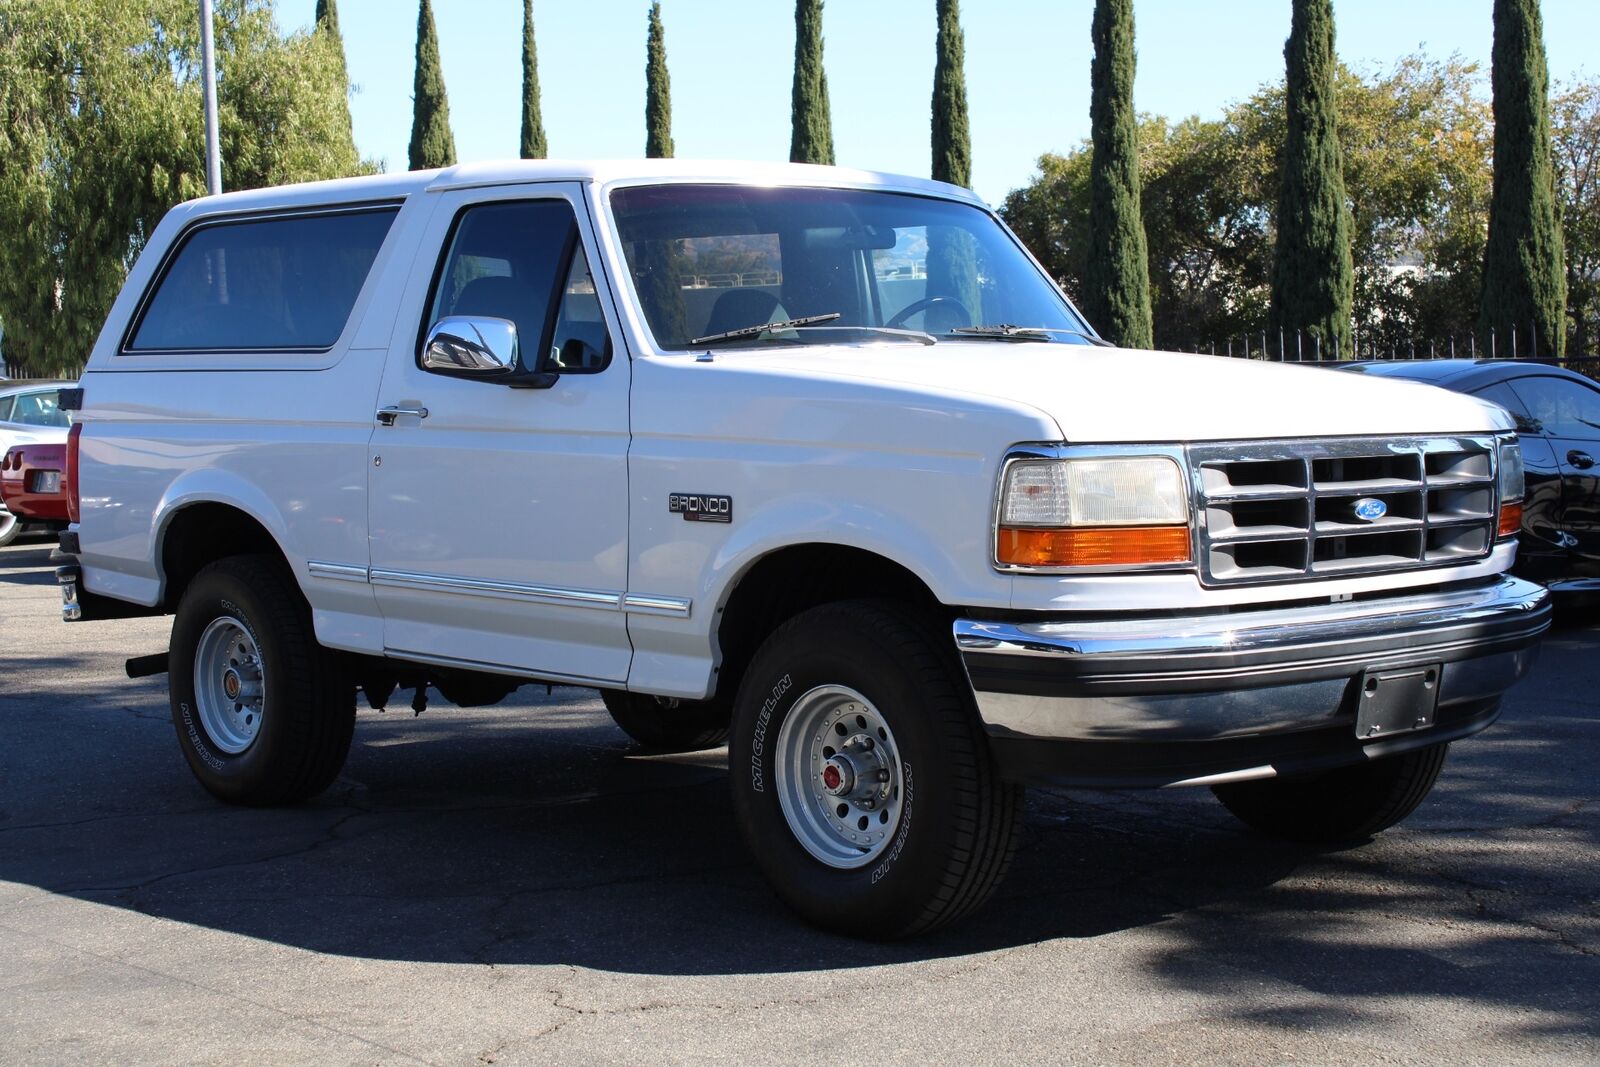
[199,0,221,195]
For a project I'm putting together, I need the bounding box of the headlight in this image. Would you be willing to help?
[997,455,1192,569]
[1497,437,1524,540]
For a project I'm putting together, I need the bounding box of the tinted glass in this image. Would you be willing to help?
[548,244,611,372]
[0,395,13,421]
[130,207,397,352]
[611,185,1090,349]
[427,200,579,371]
[1471,382,1542,435]
[1507,376,1600,439]
[9,390,69,427]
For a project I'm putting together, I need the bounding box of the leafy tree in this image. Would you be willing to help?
[645,1,672,158]
[0,0,370,376]
[1480,0,1565,357]
[1552,81,1600,355]
[931,0,969,187]
[1082,0,1152,348]
[1001,55,1494,356]
[520,0,546,159]
[314,0,356,156]
[408,0,455,170]
[789,0,834,165]
[1269,0,1354,358]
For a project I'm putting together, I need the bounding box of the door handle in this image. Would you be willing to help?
[1567,449,1594,469]
[376,405,429,426]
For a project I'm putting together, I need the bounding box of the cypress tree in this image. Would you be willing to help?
[645,2,673,158]
[1081,0,1153,349]
[315,0,359,164]
[1268,0,1353,358]
[789,0,834,165]
[408,0,456,171]
[520,0,547,159]
[931,0,970,187]
[1480,0,1566,356]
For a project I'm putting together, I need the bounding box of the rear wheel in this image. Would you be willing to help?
[169,555,354,805]
[600,689,729,751]
[729,600,1021,938]
[1212,742,1450,843]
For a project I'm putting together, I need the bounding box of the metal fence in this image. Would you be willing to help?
[1176,326,1600,375]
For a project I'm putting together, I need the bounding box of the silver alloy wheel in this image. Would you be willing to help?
[193,616,266,755]
[774,684,905,869]
[0,507,17,541]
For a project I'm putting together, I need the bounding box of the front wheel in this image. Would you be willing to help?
[729,600,1021,938]
[1212,742,1450,843]
[169,555,355,805]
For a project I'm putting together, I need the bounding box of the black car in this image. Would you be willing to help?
[1342,359,1600,595]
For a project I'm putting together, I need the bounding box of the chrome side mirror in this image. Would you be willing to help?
[421,316,519,375]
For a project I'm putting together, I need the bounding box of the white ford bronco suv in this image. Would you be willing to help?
[57,160,1549,937]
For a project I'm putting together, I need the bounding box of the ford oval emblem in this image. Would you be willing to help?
[1352,497,1388,523]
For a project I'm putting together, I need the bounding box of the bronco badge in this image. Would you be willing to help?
[669,493,733,523]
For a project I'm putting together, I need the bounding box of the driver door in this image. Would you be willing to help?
[366,183,632,683]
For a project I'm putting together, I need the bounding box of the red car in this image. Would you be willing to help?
[0,442,69,531]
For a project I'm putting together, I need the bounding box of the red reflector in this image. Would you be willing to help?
[998,525,1192,568]
[1497,500,1522,539]
[65,422,83,524]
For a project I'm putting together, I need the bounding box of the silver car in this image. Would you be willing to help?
[0,380,73,546]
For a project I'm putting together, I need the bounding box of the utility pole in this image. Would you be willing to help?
[200,0,222,195]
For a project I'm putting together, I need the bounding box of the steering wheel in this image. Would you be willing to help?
[885,295,973,331]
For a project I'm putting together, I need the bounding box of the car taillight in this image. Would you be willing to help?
[65,422,82,523]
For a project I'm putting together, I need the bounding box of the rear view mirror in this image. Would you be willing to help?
[801,225,898,251]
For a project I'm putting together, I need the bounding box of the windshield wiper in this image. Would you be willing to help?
[692,313,842,346]
[950,324,1114,347]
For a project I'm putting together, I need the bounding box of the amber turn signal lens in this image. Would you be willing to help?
[998,525,1192,568]
[1497,501,1523,539]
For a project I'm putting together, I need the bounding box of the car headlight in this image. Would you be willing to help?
[996,455,1192,569]
[1497,437,1524,540]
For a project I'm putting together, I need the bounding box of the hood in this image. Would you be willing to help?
[717,342,1511,443]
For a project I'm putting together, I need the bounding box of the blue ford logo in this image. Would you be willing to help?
[1352,497,1388,523]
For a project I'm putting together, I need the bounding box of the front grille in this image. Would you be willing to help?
[1191,436,1498,586]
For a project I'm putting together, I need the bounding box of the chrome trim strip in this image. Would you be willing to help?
[622,593,693,618]
[1162,766,1278,789]
[955,576,1550,661]
[383,647,615,688]
[307,560,370,583]
[368,567,623,610]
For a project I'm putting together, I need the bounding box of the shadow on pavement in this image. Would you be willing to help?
[0,633,1595,1037]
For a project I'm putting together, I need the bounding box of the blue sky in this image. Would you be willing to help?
[281,1,1600,207]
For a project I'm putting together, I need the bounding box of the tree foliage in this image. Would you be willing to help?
[645,1,672,159]
[1269,0,1354,357]
[0,0,370,376]
[1002,55,1497,356]
[519,0,546,159]
[1552,81,1600,357]
[789,0,834,165]
[314,0,356,158]
[1480,0,1565,356]
[1082,0,1153,348]
[931,0,969,188]
[408,0,455,171]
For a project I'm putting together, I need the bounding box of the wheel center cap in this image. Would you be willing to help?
[821,757,855,796]
[222,669,242,701]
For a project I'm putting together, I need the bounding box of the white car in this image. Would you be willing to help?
[0,380,73,545]
[56,160,1548,936]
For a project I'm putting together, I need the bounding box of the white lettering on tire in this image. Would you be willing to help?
[870,762,912,884]
[749,673,792,794]
[180,701,225,771]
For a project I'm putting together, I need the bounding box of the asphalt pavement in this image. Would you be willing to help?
[1,535,1596,1065]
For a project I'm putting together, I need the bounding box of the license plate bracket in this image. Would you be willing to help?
[1356,663,1441,739]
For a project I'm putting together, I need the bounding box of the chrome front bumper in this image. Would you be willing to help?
[955,576,1551,786]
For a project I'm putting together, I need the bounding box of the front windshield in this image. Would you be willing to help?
[609,184,1093,349]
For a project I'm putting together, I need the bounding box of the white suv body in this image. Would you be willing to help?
[58,160,1549,935]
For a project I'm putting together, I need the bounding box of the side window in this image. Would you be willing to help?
[0,395,14,422]
[1507,377,1600,439]
[426,199,609,375]
[1472,382,1544,436]
[10,390,70,428]
[127,207,397,353]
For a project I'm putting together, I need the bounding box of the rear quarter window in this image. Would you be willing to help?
[126,206,398,353]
